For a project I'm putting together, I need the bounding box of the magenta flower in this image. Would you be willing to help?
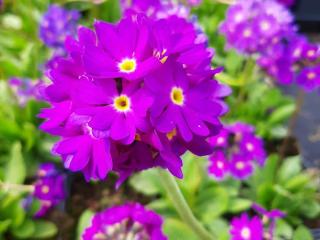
[220,0,294,54]
[230,213,263,240]
[39,13,227,184]
[208,122,266,181]
[252,203,285,239]
[276,0,295,7]
[208,150,229,181]
[82,203,167,240]
[32,163,66,217]
[296,66,320,92]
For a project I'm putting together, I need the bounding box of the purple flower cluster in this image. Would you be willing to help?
[208,122,266,181]
[9,77,45,106]
[121,0,202,20]
[220,0,320,91]
[220,0,294,55]
[276,0,295,7]
[39,14,227,184]
[230,204,285,240]
[39,5,80,49]
[258,33,320,90]
[82,203,167,239]
[32,163,66,217]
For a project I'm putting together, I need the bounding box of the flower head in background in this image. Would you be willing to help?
[208,122,266,181]
[276,0,295,7]
[252,203,285,239]
[230,213,263,240]
[39,13,228,184]
[39,5,80,49]
[220,0,294,55]
[82,203,167,239]
[9,77,45,106]
[32,163,66,217]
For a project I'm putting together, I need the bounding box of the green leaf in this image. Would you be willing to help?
[228,198,252,213]
[5,142,26,184]
[196,186,229,222]
[268,104,295,124]
[12,219,35,239]
[277,156,301,183]
[129,168,164,196]
[0,220,11,233]
[293,225,313,240]
[284,174,310,192]
[32,220,57,239]
[77,210,94,240]
[299,200,320,218]
[163,218,198,240]
[275,219,293,240]
[207,218,229,240]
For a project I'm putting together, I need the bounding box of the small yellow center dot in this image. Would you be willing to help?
[241,227,251,239]
[113,95,131,113]
[246,143,254,152]
[170,87,185,106]
[41,185,50,194]
[118,58,137,73]
[307,72,316,80]
[236,161,245,170]
[260,21,270,31]
[217,137,225,145]
[307,50,315,57]
[166,128,177,140]
[243,29,252,38]
[217,161,224,169]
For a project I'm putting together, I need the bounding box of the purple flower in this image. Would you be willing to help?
[39,14,227,183]
[276,0,295,7]
[208,150,229,181]
[220,0,294,54]
[32,163,66,217]
[229,155,254,180]
[82,203,167,240]
[9,77,45,106]
[296,66,320,92]
[39,5,80,49]
[252,203,285,239]
[230,213,263,240]
[208,122,266,181]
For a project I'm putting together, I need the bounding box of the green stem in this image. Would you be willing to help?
[158,170,214,240]
[0,181,34,193]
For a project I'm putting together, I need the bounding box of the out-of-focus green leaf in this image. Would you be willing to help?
[5,142,26,184]
[0,220,11,233]
[275,219,293,240]
[207,218,229,240]
[77,210,94,240]
[12,219,35,239]
[268,104,295,124]
[32,220,57,239]
[129,168,164,196]
[163,218,198,240]
[228,198,252,213]
[293,225,313,240]
[277,156,301,183]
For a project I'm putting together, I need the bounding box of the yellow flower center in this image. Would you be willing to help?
[41,185,50,194]
[307,50,315,58]
[307,72,316,80]
[236,161,245,170]
[113,95,131,113]
[166,128,177,140]
[170,87,185,106]
[241,227,251,239]
[260,21,270,31]
[217,161,224,169]
[118,58,137,73]
[243,28,252,38]
[246,143,254,152]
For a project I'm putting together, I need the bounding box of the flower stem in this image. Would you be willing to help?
[0,181,34,193]
[158,170,214,240]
